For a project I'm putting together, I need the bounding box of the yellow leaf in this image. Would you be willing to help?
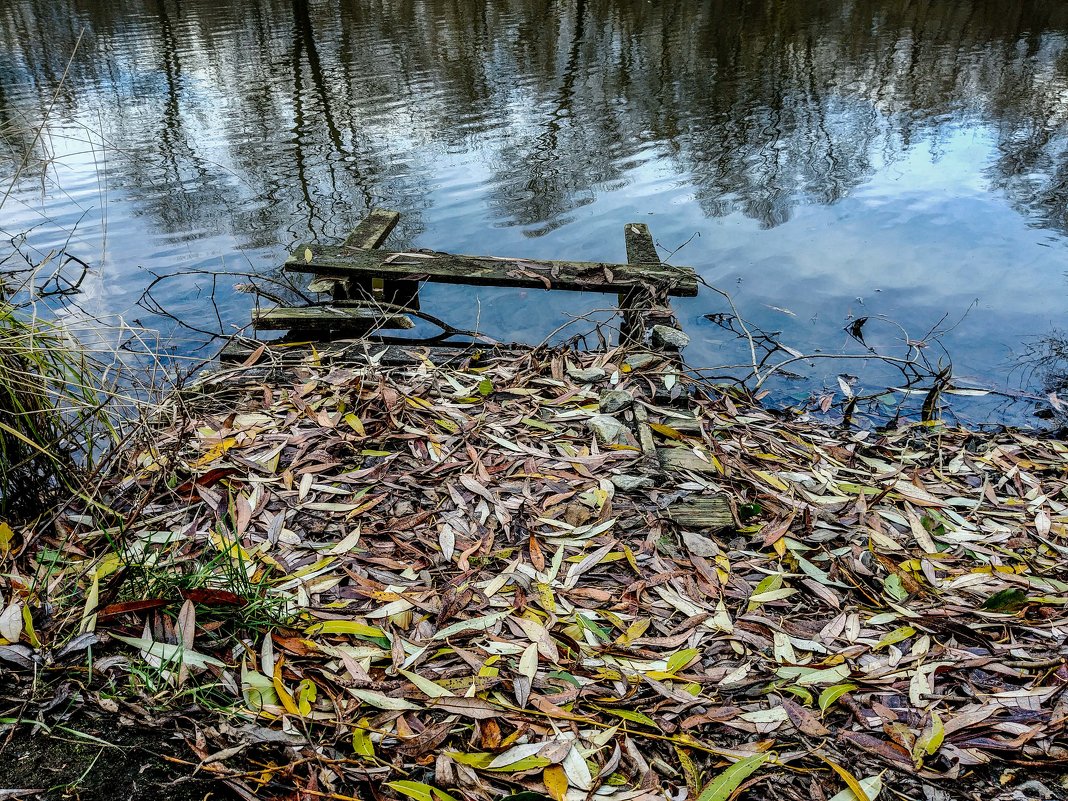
[544,765,568,801]
[273,659,301,715]
[304,247,313,263]
[0,522,13,556]
[754,470,790,492]
[649,423,686,440]
[297,679,317,715]
[306,620,387,640]
[79,573,99,634]
[193,436,238,467]
[816,754,872,801]
[667,648,700,674]
[21,604,40,648]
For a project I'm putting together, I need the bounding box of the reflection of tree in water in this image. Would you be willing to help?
[0,0,1067,235]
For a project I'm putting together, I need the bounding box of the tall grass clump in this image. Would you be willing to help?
[0,278,119,522]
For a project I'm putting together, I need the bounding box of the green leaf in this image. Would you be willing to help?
[981,588,1028,611]
[433,609,512,640]
[792,664,850,686]
[485,756,551,772]
[387,781,434,801]
[348,688,421,710]
[873,626,916,650]
[818,683,857,714]
[447,752,493,768]
[351,719,375,758]
[697,753,770,801]
[780,684,814,705]
[882,574,908,601]
[667,647,700,674]
[386,782,459,801]
[913,710,945,765]
[478,378,494,396]
[600,707,659,728]
[827,775,882,801]
[399,668,455,698]
[738,503,762,519]
[576,613,611,642]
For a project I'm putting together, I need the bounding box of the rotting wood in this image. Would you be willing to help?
[343,209,401,250]
[286,246,698,296]
[619,222,672,345]
[343,209,420,309]
[308,210,400,295]
[307,209,414,305]
[252,305,414,331]
[662,495,733,530]
[658,447,719,474]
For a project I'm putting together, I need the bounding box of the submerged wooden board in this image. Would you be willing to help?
[286,246,698,296]
[252,305,414,331]
[662,495,733,530]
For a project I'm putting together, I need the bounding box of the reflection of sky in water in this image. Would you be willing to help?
[2,0,1068,424]
[419,122,1068,422]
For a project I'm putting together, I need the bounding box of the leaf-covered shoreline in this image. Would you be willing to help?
[2,345,1066,800]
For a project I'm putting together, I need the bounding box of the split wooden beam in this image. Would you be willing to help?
[252,304,414,332]
[287,244,698,297]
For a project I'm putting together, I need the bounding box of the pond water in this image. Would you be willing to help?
[2,0,1068,425]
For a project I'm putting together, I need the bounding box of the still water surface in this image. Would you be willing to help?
[2,1,1068,423]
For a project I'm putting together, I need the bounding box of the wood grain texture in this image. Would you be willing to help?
[662,495,733,530]
[286,246,698,296]
[252,305,414,331]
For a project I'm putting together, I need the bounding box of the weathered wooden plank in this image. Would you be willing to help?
[305,208,401,296]
[285,246,699,296]
[662,494,733,530]
[342,208,419,308]
[657,447,719,473]
[252,305,414,331]
[619,222,678,346]
[343,209,400,250]
[624,221,660,265]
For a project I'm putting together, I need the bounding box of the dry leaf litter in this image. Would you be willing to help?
[2,347,1066,801]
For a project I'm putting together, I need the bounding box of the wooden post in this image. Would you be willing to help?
[618,222,667,347]
[344,210,419,310]
[309,209,420,310]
